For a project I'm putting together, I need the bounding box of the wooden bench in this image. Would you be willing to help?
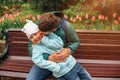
[0,28,120,80]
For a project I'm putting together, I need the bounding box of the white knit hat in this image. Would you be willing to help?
[21,20,39,39]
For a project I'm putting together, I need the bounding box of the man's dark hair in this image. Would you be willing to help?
[38,12,59,32]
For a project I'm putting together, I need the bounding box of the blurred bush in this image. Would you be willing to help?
[0,12,41,39]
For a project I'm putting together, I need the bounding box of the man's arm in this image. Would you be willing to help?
[65,21,80,54]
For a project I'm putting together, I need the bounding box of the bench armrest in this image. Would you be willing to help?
[0,30,8,62]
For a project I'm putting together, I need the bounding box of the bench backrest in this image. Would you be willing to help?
[0,29,120,78]
[76,30,120,60]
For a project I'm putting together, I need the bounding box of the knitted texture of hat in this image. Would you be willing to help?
[21,20,39,39]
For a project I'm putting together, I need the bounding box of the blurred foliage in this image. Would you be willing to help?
[25,0,81,12]
[92,0,120,20]
[63,1,98,17]
[0,0,24,16]
[0,12,41,39]
[0,0,81,16]
[1,0,120,39]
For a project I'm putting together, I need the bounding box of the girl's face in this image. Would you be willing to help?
[30,31,44,44]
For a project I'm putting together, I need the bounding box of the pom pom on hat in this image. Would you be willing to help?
[21,20,39,39]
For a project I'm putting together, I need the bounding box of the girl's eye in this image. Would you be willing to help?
[34,33,38,35]
[30,35,33,39]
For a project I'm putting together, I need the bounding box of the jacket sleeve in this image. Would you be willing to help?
[32,44,60,73]
[28,41,50,60]
[66,21,80,54]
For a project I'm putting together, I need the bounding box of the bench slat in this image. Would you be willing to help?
[78,34,120,40]
[75,50,120,55]
[74,54,120,60]
[80,39,120,44]
[8,31,26,37]
[8,38,28,42]
[9,43,28,47]
[9,52,28,56]
[79,44,120,51]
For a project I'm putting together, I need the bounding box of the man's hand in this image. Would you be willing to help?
[48,48,71,62]
[48,52,65,62]
[61,48,71,58]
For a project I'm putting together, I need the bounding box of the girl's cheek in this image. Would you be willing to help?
[35,37,41,43]
[31,39,36,44]
[37,39,41,43]
[31,37,38,44]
